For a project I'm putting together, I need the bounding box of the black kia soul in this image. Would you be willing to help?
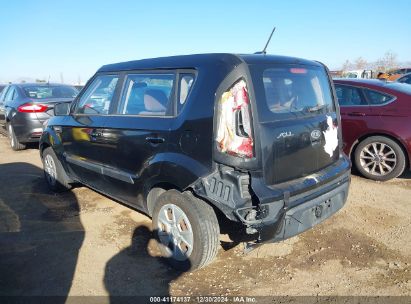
[40,53,351,270]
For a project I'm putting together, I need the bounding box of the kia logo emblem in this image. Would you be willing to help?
[311,130,321,140]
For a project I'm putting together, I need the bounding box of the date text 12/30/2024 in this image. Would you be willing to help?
[149,296,257,303]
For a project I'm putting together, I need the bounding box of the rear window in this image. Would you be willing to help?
[261,66,334,115]
[23,85,78,99]
[118,73,174,116]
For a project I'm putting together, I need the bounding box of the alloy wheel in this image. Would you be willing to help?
[359,142,397,176]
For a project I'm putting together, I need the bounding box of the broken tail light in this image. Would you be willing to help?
[216,79,254,158]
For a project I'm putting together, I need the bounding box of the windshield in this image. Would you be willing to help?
[259,65,335,115]
[23,85,78,99]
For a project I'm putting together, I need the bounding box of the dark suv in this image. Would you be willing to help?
[40,54,351,270]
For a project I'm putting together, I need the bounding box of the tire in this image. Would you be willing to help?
[42,147,72,192]
[354,136,406,181]
[152,190,219,271]
[7,123,26,151]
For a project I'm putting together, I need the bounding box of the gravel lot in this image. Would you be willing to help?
[0,135,410,301]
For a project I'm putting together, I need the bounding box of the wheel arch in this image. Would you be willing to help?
[145,182,183,217]
[350,132,409,169]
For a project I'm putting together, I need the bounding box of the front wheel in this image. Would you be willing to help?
[354,136,406,181]
[152,190,220,271]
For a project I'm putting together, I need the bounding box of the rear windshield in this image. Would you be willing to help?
[23,85,78,99]
[259,65,334,115]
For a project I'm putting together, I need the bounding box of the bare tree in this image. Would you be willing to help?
[354,57,368,69]
[375,51,398,72]
[341,59,352,71]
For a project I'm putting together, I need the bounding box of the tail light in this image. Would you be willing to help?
[18,103,48,113]
[216,79,254,158]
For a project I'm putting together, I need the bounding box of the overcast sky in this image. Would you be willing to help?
[1,0,410,84]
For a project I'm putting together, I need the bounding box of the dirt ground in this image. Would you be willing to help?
[0,134,410,301]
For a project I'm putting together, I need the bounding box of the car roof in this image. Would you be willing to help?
[98,53,322,73]
[333,78,388,87]
[11,83,74,88]
[334,78,411,95]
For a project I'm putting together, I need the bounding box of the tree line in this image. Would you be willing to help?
[340,51,409,72]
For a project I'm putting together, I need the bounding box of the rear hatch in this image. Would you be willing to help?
[251,64,340,184]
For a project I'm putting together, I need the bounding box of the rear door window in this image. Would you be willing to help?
[74,75,119,115]
[260,66,335,117]
[335,85,367,106]
[118,73,175,116]
[0,86,9,103]
[4,87,16,103]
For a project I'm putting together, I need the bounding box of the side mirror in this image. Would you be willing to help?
[54,102,70,116]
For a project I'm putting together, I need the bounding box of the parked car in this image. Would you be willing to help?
[396,72,411,85]
[334,79,411,181]
[40,53,351,270]
[377,68,411,81]
[0,85,6,94]
[0,83,78,150]
[342,69,374,79]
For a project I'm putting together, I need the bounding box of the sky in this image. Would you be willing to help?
[1,0,410,84]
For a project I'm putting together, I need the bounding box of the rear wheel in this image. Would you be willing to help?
[8,123,26,151]
[354,136,406,181]
[152,190,219,271]
[42,147,72,192]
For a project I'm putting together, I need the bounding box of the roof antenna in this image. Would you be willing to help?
[255,27,276,55]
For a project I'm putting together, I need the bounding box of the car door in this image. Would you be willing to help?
[59,74,121,190]
[0,86,10,131]
[89,71,177,210]
[334,84,373,154]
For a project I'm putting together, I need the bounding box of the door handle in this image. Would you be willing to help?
[145,136,165,144]
[348,112,366,116]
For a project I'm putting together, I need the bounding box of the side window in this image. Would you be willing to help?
[335,85,366,106]
[4,87,16,103]
[119,73,174,116]
[364,89,393,105]
[178,74,194,113]
[0,86,9,103]
[75,75,119,115]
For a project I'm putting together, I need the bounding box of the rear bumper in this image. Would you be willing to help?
[258,175,349,243]
[235,156,351,243]
[11,113,43,143]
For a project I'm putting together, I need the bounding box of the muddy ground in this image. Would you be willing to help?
[0,135,410,301]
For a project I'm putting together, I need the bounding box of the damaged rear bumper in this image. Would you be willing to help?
[193,155,351,243]
[237,168,350,243]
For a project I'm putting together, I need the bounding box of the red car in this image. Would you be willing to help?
[334,79,411,181]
